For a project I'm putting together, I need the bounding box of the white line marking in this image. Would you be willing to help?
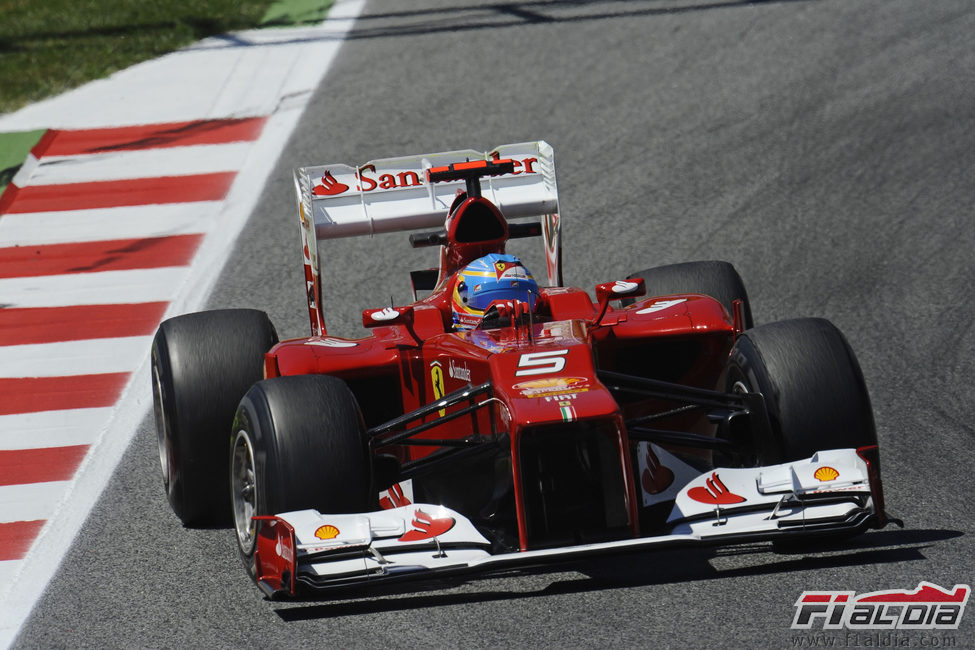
[0,337,152,378]
[0,409,112,450]
[0,203,217,247]
[0,482,72,524]
[0,268,187,308]
[0,563,23,596]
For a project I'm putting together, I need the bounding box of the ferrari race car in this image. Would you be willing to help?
[151,142,894,598]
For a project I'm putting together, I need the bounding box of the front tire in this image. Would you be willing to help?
[725,318,877,463]
[151,309,277,526]
[231,375,372,578]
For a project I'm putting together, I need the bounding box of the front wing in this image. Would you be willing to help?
[252,448,885,598]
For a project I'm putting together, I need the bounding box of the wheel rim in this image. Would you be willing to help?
[231,430,258,552]
[151,356,173,490]
[731,380,749,395]
[715,378,761,467]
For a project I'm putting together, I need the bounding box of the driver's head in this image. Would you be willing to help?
[450,253,539,329]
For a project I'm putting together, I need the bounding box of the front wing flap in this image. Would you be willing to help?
[253,449,883,598]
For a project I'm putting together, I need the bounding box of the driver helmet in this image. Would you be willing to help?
[451,253,539,329]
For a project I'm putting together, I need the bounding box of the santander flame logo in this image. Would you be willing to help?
[398,509,455,542]
[641,445,675,495]
[688,472,746,505]
[379,482,411,510]
[312,170,349,196]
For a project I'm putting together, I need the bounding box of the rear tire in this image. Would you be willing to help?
[231,375,372,579]
[725,318,877,464]
[151,309,277,526]
[624,260,754,329]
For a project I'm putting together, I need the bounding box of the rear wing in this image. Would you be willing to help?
[294,141,561,335]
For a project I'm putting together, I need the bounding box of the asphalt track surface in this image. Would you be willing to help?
[15,0,975,647]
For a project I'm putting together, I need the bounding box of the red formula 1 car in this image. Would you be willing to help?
[151,142,893,598]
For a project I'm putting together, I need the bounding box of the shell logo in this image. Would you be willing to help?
[314,524,340,540]
[813,466,840,482]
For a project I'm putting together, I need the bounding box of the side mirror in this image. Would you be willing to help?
[595,279,646,305]
[362,305,414,328]
[592,279,646,326]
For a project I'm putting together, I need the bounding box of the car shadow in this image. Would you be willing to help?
[342,0,822,41]
[178,0,825,54]
[272,527,961,622]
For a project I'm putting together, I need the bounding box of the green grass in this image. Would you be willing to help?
[0,0,291,114]
[0,128,44,196]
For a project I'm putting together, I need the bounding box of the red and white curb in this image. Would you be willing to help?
[0,2,364,645]
[0,118,264,570]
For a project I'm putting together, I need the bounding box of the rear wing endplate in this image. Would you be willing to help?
[294,141,561,335]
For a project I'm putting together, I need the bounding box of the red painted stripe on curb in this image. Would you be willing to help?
[32,117,268,157]
[0,183,21,215]
[0,171,236,214]
[0,521,46,561]
[0,233,203,279]
[28,129,60,160]
[0,373,130,415]
[0,302,169,345]
[0,445,89,487]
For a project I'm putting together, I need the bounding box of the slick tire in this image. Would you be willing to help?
[231,375,372,580]
[725,318,877,464]
[623,260,754,329]
[151,309,278,526]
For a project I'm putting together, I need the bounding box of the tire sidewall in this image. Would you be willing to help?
[230,395,268,579]
[230,375,372,579]
[151,336,183,516]
[724,333,785,464]
[725,318,877,464]
[151,309,277,526]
